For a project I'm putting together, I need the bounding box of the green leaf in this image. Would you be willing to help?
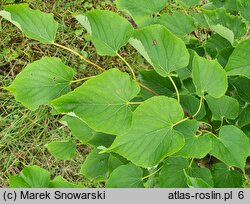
[60,115,115,147]
[210,0,238,12]
[0,4,58,43]
[49,176,83,188]
[129,24,190,77]
[192,55,228,98]
[21,166,50,187]
[188,167,214,187]
[175,49,196,80]
[108,154,125,174]
[243,127,250,140]
[75,10,133,56]
[9,166,50,188]
[9,166,82,188]
[193,12,209,27]
[180,94,206,120]
[138,70,179,99]
[80,149,125,181]
[225,39,250,77]
[217,47,234,67]
[204,34,232,59]
[108,96,185,168]
[158,11,196,40]
[174,120,212,158]
[210,24,234,45]
[176,0,201,7]
[187,178,212,188]
[6,57,74,111]
[211,163,243,188]
[210,125,250,170]
[116,0,168,27]
[205,95,239,120]
[202,8,247,39]
[159,157,189,187]
[9,176,31,188]
[237,0,250,22]
[80,149,110,181]
[51,69,140,135]
[87,134,115,149]
[45,140,76,160]
[60,115,92,142]
[238,106,250,128]
[244,184,250,188]
[183,78,197,94]
[159,157,213,187]
[106,163,144,188]
[185,173,212,188]
[230,76,250,103]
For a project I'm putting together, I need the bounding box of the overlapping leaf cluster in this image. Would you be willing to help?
[1,0,250,188]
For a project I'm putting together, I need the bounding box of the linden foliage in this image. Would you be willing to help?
[1,0,250,188]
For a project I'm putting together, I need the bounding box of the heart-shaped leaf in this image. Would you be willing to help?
[75,10,133,56]
[129,24,190,77]
[0,4,58,43]
[6,57,75,111]
[108,96,185,168]
[158,11,196,40]
[51,69,140,135]
[192,54,228,98]
[209,125,250,170]
[205,95,239,120]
